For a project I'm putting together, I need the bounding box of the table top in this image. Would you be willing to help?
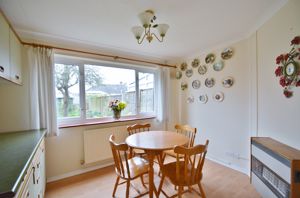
[126,131,189,151]
[0,129,46,198]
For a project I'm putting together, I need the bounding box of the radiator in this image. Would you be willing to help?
[83,126,128,165]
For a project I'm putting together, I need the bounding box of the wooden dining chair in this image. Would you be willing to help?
[162,124,197,163]
[109,135,149,198]
[158,140,209,198]
[127,123,151,157]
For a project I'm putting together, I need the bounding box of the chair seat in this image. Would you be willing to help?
[118,157,149,179]
[164,149,184,158]
[161,161,202,186]
[133,148,146,155]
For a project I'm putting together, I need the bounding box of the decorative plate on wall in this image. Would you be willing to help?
[191,58,200,68]
[180,62,188,71]
[205,53,216,64]
[185,69,193,78]
[187,96,195,103]
[205,78,215,88]
[199,94,208,104]
[192,80,201,89]
[213,61,224,71]
[181,82,188,90]
[213,92,224,102]
[222,77,234,88]
[198,65,207,75]
[175,71,182,79]
[221,48,234,60]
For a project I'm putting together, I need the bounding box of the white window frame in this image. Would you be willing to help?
[54,54,158,126]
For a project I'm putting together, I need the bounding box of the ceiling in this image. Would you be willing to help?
[0,0,287,61]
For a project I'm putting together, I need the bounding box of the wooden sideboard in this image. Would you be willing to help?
[251,137,300,198]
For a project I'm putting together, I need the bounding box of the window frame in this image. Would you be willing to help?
[54,54,158,126]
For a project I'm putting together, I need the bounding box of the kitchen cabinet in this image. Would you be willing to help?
[0,12,23,85]
[0,129,47,198]
[0,12,10,79]
[9,29,22,84]
[15,140,46,198]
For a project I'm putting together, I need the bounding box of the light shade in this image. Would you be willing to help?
[138,11,154,28]
[156,24,169,37]
[131,26,144,39]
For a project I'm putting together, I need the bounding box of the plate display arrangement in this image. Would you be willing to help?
[181,82,188,90]
[205,53,216,64]
[205,78,215,88]
[221,48,234,60]
[213,61,224,71]
[222,77,234,88]
[192,80,201,89]
[213,92,224,102]
[185,69,193,78]
[191,58,200,68]
[180,62,188,71]
[198,65,207,75]
[199,94,208,104]
[175,71,182,79]
[187,96,195,103]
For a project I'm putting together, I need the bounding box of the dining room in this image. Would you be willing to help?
[0,0,300,198]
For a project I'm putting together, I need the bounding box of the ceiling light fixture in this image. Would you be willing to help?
[131,10,169,44]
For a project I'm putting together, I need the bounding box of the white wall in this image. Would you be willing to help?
[177,0,300,173]
[256,0,300,149]
[177,38,253,173]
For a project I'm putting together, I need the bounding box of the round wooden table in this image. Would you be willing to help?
[126,131,189,198]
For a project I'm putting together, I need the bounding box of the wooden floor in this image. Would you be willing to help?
[45,159,260,198]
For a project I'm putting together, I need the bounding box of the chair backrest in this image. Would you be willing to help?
[174,140,209,185]
[127,123,151,136]
[175,124,197,148]
[109,135,131,179]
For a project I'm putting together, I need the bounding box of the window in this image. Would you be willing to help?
[54,55,156,126]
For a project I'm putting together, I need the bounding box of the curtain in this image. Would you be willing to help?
[27,46,58,136]
[157,67,171,130]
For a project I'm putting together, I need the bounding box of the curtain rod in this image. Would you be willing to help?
[22,42,177,68]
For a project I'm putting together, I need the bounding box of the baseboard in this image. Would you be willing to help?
[47,162,114,183]
[206,155,250,176]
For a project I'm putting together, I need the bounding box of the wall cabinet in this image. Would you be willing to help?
[15,139,46,198]
[0,12,10,79]
[9,29,22,84]
[0,12,22,85]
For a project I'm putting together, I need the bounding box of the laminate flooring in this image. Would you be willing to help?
[45,159,260,198]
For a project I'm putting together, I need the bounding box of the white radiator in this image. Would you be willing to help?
[83,126,128,165]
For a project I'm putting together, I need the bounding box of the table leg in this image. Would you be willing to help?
[146,151,155,198]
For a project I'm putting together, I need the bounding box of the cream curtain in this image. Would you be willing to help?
[27,46,58,136]
[156,67,171,130]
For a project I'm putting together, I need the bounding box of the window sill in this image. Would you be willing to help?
[58,116,156,129]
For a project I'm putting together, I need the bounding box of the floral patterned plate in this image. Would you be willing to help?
[191,58,200,68]
[192,80,201,89]
[185,69,193,78]
[180,62,188,71]
[175,71,182,79]
[205,53,215,64]
[198,65,207,75]
[205,78,215,88]
[221,48,234,60]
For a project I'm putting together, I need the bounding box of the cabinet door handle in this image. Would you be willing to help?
[0,66,4,73]
[32,166,36,184]
[15,75,20,80]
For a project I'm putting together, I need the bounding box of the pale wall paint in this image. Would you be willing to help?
[256,0,300,149]
[178,38,253,173]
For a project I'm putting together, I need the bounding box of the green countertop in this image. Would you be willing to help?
[0,129,46,198]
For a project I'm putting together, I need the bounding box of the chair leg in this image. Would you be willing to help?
[178,186,183,198]
[126,180,130,198]
[157,174,165,196]
[140,175,147,188]
[198,183,206,198]
[112,176,120,197]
